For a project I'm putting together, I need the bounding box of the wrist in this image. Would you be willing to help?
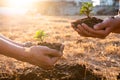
[110,15,120,33]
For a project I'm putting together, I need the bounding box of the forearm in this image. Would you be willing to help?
[0,38,29,62]
[0,34,24,47]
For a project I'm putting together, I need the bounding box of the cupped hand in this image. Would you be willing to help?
[27,46,63,69]
[71,16,120,39]
[94,16,120,34]
[71,23,111,39]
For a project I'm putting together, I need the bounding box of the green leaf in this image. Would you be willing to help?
[80,2,93,17]
[34,30,47,42]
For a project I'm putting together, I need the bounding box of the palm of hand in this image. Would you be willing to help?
[28,46,62,69]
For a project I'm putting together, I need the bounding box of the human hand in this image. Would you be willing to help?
[27,46,63,69]
[71,16,120,39]
[94,16,120,34]
[71,23,111,39]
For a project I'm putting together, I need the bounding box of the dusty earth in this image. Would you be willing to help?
[0,15,120,80]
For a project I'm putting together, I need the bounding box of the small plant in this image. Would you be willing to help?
[34,30,47,42]
[72,2,103,28]
[80,2,93,18]
[34,30,64,51]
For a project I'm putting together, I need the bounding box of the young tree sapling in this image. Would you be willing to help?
[72,2,103,28]
[34,30,64,52]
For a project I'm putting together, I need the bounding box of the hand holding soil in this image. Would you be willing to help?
[71,2,105,38]
[0,34,64,70]
[71,15,107,39]
[28,46,63,69]
[71,2,102,28]
[71,2,120,39]
[71,16,120,39]
[34,30,64,53]
[94,16,120,34]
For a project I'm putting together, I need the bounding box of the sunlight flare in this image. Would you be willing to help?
[7,0,35,8]
[3,0,37,14]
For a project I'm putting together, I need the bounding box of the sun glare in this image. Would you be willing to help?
[4,0,37,14]
[7,0,35,9]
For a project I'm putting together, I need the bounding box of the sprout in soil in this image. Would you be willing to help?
[72,2,103,29]
[80,2,93,18]
[34,30,47,42]
[34,30,63,51]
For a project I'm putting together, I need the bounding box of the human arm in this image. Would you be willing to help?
[0,34,25,47]
[0,38,62,69]
[0,34,33,47]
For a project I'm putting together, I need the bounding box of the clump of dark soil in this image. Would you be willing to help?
[117,73,120,80]
[38,42,64,52]
[72,17,103,28]
[0,63,105,80]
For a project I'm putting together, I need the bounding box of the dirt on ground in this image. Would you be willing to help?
[0,15,120,80]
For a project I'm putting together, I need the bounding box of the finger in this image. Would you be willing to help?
[82,23,109,38]
[82,23,109,35]
[93,17,112,30]
[79,24,98,37]
[27,56,52,69]
[43,56,61,69]
[77,25,90,37]
[94,22,107,30]
[105,26,113,34]
[38,56,54,69]
[76,28,87,37]
[83,24,111,39]
[51,57,60,64]
[82,23,96,32]
[45,48,62,57]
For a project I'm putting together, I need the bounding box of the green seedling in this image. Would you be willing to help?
[34,30,47,42]
[80,2,93,18]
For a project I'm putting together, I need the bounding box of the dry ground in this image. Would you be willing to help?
[0,15,120,80]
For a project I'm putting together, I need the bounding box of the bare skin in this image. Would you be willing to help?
[71,15,120,39]
[0,34,63,69]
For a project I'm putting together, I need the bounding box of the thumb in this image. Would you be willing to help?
[46,49,62,57]
[94,22,107,30]
[46,44,64,57]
